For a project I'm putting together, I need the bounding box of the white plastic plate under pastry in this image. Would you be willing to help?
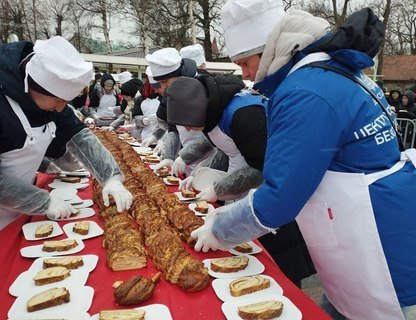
[228,241,263,256]
[48,207,95,221]
[90,303,173,320]
[10,254,98,297]
[221,294,302,320]
[22,220,63,241]
[48,178,89,190]
[49,188,78,201]
[174,191,201,202]
[8,285,94,320]
[63,220,103,240]
[20,238,85,258]
[58,170,90,178]
[188,202,215,216]
[127,140,141,146]
[72,199,94,209]
[9,263,89,297]
[67,195,83,205]
[203,255,265,279]
[132,146,153,154]
[212,275,283,302]
[162,177,182,186]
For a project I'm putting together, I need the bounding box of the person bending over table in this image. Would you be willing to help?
[0,36,132,230]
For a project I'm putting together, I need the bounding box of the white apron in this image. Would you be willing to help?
[96,93,117,118]
[140,98,160,140]
[296,149,416,320]
[0,96,56,230]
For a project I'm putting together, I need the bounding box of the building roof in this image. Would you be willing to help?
[382,55,416,81]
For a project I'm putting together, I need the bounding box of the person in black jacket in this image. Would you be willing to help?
[166,76,315,286]
[0,36,132,230]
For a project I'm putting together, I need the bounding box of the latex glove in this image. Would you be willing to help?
[46,196,77,220]
[197,185,218,202]
[171,156,186,176]
[179,176,194,190]
[153,140,165,156]
[153,159,173,172]
[102,177,133,212]
[191,210,230,252]
[142,117,150,126]
[141,135,157,147]
[45,162,62,174]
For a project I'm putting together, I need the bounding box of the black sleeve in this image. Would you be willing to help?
[231,105,267,171]
[44,106,86,158]
[89,89,99,109]
[120,99,128,113]
[131,96,144,118]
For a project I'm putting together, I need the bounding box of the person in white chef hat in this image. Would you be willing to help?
[180,43,207,70]
[0,36,132,230]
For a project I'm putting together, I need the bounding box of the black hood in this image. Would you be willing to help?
[0,41,56,122]
[100,73,115,87]
[307,8,385,58]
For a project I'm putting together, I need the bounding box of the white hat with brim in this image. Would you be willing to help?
[118,71,133,85]
[27,36,93,101]
[145,48,182,80]
[221,0,285,61]
[180,44,206,66]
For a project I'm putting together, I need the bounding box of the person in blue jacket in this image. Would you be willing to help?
[0,36,132,230]
[190,1,416,319]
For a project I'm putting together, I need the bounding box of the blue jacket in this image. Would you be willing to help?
[253,49,416,306]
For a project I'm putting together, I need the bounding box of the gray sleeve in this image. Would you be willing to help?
[179,136,214,165]
[213,166,263,201]
[207,150,229,171]
[134,115,149,128]
[66,128,123,185]
[110,115,126,129]
[0,171,50,214]
[153,127,166,140]
[160,131,181,161]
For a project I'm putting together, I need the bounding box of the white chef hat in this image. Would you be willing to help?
[118,71,133,85]
[26,36,93,101]
[145,48,182,81]
[145,66,159,87]
[180,44,206,67]
[221,0,285,61]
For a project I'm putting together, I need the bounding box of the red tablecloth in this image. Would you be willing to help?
[0,173,330,319]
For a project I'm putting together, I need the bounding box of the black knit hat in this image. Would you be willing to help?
[121,79,142,98]
[166,77,208,127]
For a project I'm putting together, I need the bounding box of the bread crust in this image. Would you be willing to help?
[60,177,81,183]
[42,239,78,252]
[195,201,209,214]
[33,267,71,286]
[73,221,90,235]
[35,224,54,238]
[99,309,145,320]
[233,243,253,254]
[27,287,70,312]
[237,300,283,319]
[210,255,249,273]
[229,275,270,297]
[43,256,84,269]
[181,189,196,198]
[166,176,180,185]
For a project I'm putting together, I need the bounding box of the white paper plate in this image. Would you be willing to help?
[8,285,94,319]
[22,221,63,241]
[27,254,99,273]
[49,188,78,201]
[9,264,89,297]
[48,178,89,190]
[90,304,173,320]
[127,141,141,146]
[221,294,301,320]
[133,146,153,153]
[212,275,283,302]
[228,241,263,256]
[162,177,181,186]
[203,255,265,279]
[72,199,94,209]
[20,238,85,258]
[63,221,103,240]
[49,208,95,221]
[174,191,200,202]
[188,202,214,216]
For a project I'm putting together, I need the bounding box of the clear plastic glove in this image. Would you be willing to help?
[102,177,133,212]
[171,156,186,176]
[153,140,165,156]
[45,162,62,174]
[153,159,173,172]
[197,185,218,202]
[142,117,150,126]
[45,196,77,220]
[191,210,230,252]
[179,176,194,190]
[141,135,158,147]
